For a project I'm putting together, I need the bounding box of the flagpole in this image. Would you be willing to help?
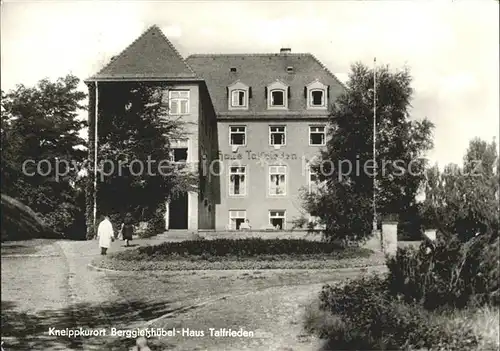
[93,81,98,229]
[372,57,377,233]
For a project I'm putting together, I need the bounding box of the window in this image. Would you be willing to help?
[229,166,247,196]
[231,90,247,107]
[270,90,285,107]
[267,80,288,109]
[310,89,325,107]
[309,126,326,146]
[229,210,246,230]
[269,126,286,146]
[228,81,249,110]
[169,91,189,114]
[306,80,328,110]
[229,126,246,146]
[269,210,286,230]
[269,165,286,196]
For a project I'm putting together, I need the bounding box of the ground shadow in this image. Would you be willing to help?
[1,298,192,350]
[122,244,139,248]
[0,239,57,255]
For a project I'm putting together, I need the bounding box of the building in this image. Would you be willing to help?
[85,25,345,234]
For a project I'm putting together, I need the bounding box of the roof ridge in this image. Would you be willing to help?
[186,53,312,58]
[93,25,157,78]
[309,54,347,90]
[92,25,197,79]
[154,25,197,76]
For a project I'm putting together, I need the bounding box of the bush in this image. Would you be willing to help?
[118,238,353,258]
[0,194,56,241]
[316,275,480,350]
[108,239,375,263]
[386,234,500,310]
[141,208,165,238]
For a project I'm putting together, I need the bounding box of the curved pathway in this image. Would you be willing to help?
[2,239,386,350]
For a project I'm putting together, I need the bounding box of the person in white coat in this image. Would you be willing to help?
[97,215,114,255]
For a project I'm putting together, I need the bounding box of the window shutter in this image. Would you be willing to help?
[264,87,267,99]
[226,87,229,98]
[249,87,252,99]
[327,86,330,99]
[304,87,307,98]
[287,87,291,99]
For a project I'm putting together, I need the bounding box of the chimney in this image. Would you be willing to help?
[280,48,291,54]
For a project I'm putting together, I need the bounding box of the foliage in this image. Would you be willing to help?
[398,203,424,241]
[95,82,197,223]
[97,249,382,271]
[317,275,480,350]
[141,207,165,238]
[304,63,434,242]
[109,238,367,260]
[386,234,500,310]
[421,138,499,241]
[1,75,87,239]
[0,194,55,241]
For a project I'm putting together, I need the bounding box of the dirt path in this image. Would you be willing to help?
[2,239,385,350]
[1,240,149,350]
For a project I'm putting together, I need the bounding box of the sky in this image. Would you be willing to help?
[1,0,499,167]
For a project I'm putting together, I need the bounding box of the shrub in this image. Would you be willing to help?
[0,194,55,241]
[119,238,353,258]
[386,233,500,310]
[108,238,374,262]
[317,275,480,350]
[140,208,165,238]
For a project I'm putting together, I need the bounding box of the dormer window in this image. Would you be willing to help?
[310,89,325,107]
[306,80,328,110]
[228,81,249,110]
[271,90,285,107]
[231,90,246,107]
[267,80,288,109]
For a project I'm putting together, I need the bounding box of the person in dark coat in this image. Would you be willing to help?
[120,213,134,247]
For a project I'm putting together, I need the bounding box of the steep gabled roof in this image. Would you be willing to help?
[86,25,199,81]
[185,53,346,116]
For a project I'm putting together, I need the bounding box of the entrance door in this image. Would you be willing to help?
[168,146,189,229]
[169,192,188,229]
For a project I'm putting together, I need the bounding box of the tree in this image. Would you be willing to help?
[1,75,87,238]
[94,82,197,225]
[303,63,434,242]
[421,138,499,241]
